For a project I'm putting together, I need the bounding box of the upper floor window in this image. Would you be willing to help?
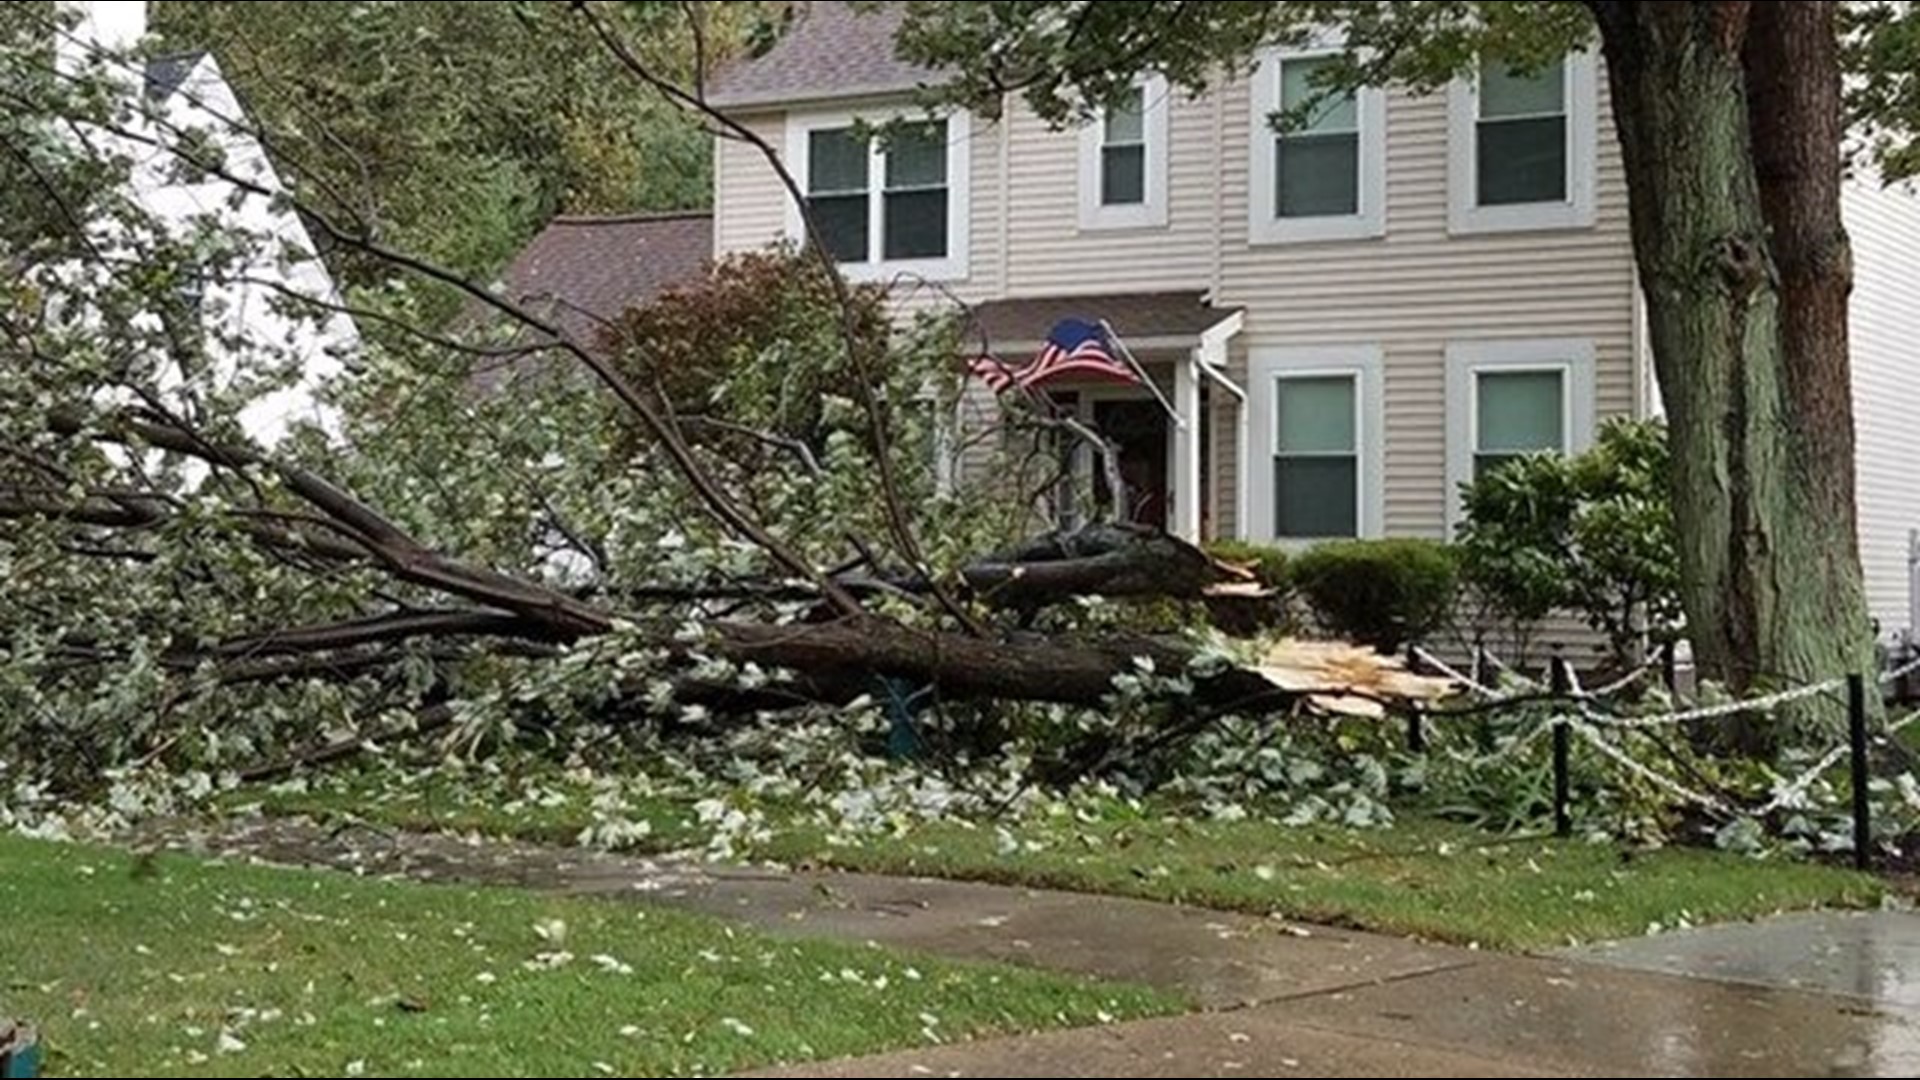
[1477,58,1566,206]
[1249,49,1385,245]
[1101,87,1147,206]
[1449,51,1598,234]
[806,127,870,262]
[788,109,971,281]
[1078,76,1170,231]
[882,122,948,260]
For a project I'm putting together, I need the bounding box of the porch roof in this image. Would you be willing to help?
[964,291,1244,354]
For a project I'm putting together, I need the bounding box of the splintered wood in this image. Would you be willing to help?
[1254,640,1461,719]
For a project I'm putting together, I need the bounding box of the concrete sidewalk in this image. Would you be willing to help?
[745,945,1920,1078]
[153,817,1920,1078]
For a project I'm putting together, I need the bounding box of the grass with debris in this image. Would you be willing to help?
[235,766,1885,952]
[773,813,1882,950]
[0,834,1176,1078]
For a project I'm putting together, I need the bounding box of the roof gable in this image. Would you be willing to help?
[707,2,936,110]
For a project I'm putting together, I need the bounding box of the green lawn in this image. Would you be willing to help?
[246,767,707,850]
[239,767,1885,952]
[0,835,1175,1078]
[769,814,1882,951]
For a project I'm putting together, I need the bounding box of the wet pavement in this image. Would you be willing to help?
[1280,954,1920,1078]
[144,817,1920,1077]
[1563,909,1920,1008]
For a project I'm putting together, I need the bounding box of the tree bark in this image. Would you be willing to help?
[959,524,1244,609]
[1597,2,1876,737]
[707,617,1279,710]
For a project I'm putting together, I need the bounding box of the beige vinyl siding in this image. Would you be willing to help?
[714,112,789,256]
[1212,70,1638,542]
[1844,176,1920,638]
[998,93,1219,297]
[1206,391,1238,543]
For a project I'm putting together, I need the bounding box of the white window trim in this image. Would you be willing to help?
[1447,51,1599,235]
[1078,75,1171,232]
[1248,47,1387,246]
[1444,338,1598,532]
[1245,345,1386,546]
[784,106,971,283]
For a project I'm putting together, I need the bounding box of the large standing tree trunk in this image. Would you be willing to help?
[1596,1,1875,738]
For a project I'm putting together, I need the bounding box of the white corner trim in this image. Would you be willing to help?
[782,105,972,283]
[1244,344,1387,545]
[1196,310,1249,403]
[1247,48,1387,246]
[1447,50,1599,236]
[1443,338,1598,532]
[1173,357,1203,540]
[1078,75,1172,232]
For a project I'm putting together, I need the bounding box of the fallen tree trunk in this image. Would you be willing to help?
[708,616,1280,710]
[959,524,1252,609]
[31,411,1296,730]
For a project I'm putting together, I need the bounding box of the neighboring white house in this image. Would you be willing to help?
[55,0,356,449]
[702,1,1920,644]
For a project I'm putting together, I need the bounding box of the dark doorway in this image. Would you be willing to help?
[1092,398,1170,528]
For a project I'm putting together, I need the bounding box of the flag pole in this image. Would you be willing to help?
[1099,319,1187,430]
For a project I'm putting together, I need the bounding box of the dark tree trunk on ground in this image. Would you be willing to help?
[1596,1,1876,737]
[959,524,1243,609]
[709,616,1278,710]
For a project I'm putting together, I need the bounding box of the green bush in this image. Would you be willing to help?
[1291,539,1458,651]
[1456,418,1679,664]
[1203,540,1290,590]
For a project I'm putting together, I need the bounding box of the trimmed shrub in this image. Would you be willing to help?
[1291,539,1458,651]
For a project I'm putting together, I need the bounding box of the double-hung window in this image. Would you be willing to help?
[1249,49,1385,244]
[1079,76,1170,230]
[881,122,948,260]
[1247,346,1384,543]
[1101,86,1147,207]
[1445,339,1598,529]
[805,127,870,263]
[1473,369,1566,481]
[1273,373,1361,538]
[791,110,971,279]
[1449,51,1597,233]
[1476,57,1568,207]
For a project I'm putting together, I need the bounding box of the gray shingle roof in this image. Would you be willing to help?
[707,2,936,110]
[965,291,1243,352]
[467,212,714,392]
[144,52,207,103]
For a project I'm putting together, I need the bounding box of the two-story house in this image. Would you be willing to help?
[702,1,1920,642]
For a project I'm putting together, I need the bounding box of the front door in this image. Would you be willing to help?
[1092,399,1170,528]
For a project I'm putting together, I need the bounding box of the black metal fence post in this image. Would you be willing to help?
[1551,654,1572,838]
[1849,672,1872,871]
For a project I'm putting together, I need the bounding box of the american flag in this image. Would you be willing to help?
[970,318,1141,392]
